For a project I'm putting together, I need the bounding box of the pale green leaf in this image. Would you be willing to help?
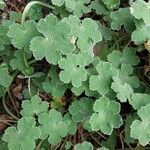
[38,109,68,145]
[8,20,40,49]
[2,117,41,150]
[89,61,117,96]
[130,103,150,146]
[21,95,49,117]
[0,66,12,88]
[30,14,74,64]
[74,141,93,150]
[129,93,150,110]
[90,97,122,135]
[102,0,120,10]
[130,0,150,26]
[58,53,91,87]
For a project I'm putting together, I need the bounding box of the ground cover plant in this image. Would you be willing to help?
[0,0,150,149]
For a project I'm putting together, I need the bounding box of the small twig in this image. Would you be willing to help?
[96,132,108,140]
[90,134,102,147]
[2,70,19,120]
[36,140,43,150]
[8,90,20,117]
[59,136,68,150]
[119,129,125,149]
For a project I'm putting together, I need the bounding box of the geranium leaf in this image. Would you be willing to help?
[90,97,123,135]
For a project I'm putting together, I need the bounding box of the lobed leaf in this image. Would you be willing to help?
[38,109,68,145]
[90,97,123,135]
[2,117,41,150]
[69,97,94,123]
[8,20,40,50]
[21,95,49,117]
[130,103,150,146]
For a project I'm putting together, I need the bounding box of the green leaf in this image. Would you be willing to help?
[63,113,77,135]
[0,141,8,150]
[77,18,102,53]
[130,103,150,146]
[51,0,91,17]
[58,53,92,87]
[71,80,96,97]
[51,0,64,6]
[26,5,43,20]
[97,148,109,150]
[53,6,70,18]
[101,131,117,149]
[63,16,102,53]
[107,47,139,68]
[30,14,74,64]
[10,50,31,73]
[89,61,117,96]
[124,115,136,144]
[129,93,150,110]
[130,0,150,26]
[8,20,39,50]
[102,0,120,10]
[69,97,94,123]
[110,8,135,32]
[0,65,12,88]
[98,24,112,41]
[74,141,93,150]
[42,66,68,97]
[2,117,41,150]
[90,0,108,15]
[118,64,139,88]
[21,95,49,117]
[0,22,11,51]
[111,77,133,102]
[131,25,150,45]
[38,109,68,145]
[90,97,123,135]
[0,0,6,10]
[9,11,22,22]
[66,0,91,17]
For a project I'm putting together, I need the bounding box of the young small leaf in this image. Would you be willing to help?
[21,95,49,117]
[58,53,91,87]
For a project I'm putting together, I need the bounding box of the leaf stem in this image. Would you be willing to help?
[2,70,20,120]
[21,1,55,25]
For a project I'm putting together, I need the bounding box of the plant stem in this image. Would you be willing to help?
[36,140,43,150]
[2,70,20,120]
[21,1,55,25]
[28,77,32,97]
